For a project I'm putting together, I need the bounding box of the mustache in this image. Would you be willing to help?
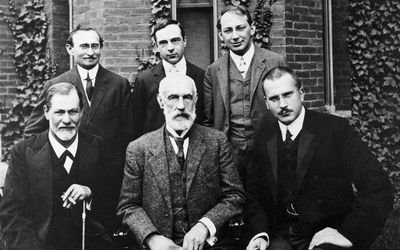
[173,112,191,119]
[278,108,292,116]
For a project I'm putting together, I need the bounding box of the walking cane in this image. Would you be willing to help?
[82,200,86,250]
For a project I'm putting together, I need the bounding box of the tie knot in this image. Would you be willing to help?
[86,72,91,81]
[285,129,292,141]
[60,150,74,163]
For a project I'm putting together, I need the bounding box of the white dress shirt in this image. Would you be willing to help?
[48,131,78,174]
[230,43,255,78]
[162,56,187,75]
[77,64,99,105]
[278,106,306,141]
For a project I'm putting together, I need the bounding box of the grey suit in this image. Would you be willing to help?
[117,124,245,247]
[203,45,285,135]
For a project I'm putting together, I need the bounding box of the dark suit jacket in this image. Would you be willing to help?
[131,61,205,138]
[117,124,245,247]
[23,65,134,230]
[203,45,285,136]
[245,109,393,250]
[0,130,110,249]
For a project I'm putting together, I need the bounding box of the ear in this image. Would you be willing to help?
[65,44,74,56]
[250,24,256,36]
[183,36,187,48]
[264,97,270,110]
[43,105,50,120]
[157,94,164,109]
[299,87,305,102]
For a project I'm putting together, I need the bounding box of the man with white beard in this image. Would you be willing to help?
[118,74,245,250]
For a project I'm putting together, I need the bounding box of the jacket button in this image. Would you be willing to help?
[164,213,168,217]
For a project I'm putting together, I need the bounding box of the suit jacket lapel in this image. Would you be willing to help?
[88,65,108,120]
[296,111,320,193]
[148,126,172,210]
[264,124,279,202]
[217,55,230,116]
[185,125,206,195]
[27,131,53,239]
[153,63,166,84]
[250,46,266,105]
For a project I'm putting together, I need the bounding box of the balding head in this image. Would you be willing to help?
[157,74,197,133]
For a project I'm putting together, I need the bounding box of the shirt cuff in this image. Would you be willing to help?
[199,217,217,246]
[250,232,270,247]
[85,199,92,210]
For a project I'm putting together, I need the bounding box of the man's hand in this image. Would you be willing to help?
[61,184,91,209]
[146,234,182,250]
[182,222,209,250]
[308,227,353,249]
[247,237,268,250]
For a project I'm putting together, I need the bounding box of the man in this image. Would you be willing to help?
[0,83,113,249]
[118,74,245,250]
[24,26,133,234]
[132,18,205,138]
[203,5,286,181]
[245,66,393,250]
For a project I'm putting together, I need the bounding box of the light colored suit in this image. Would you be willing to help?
[203,45,286,136]
[117,124,245,247]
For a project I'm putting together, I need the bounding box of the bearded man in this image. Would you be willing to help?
[117,74,245,250]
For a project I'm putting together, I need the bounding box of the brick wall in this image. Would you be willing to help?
[73,0,153,82]
[284,0,325,109]
[0,0,19,120]
[332,0,351,110]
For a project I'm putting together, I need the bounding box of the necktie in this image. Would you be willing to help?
[85,72,93,101]
[238,56,246,77]
[284,129,293,149]
[167,130,190,169]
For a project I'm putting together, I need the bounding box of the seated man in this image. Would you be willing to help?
[117,74,245,250]
[0,82,113,250]
[245,66,393,250]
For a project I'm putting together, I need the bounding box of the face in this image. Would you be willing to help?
[44,91,82,142]
[155,24,186,65]
[218,11,255,56]
[157,78,197,132]
[263,73,304,125]
[66,30,101,69]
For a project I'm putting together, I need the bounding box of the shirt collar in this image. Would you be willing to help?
[162,56,187,75]
[166,124,190,139]
[229,43,255,68]
[278,106,306,141]
[48,130,79,158]
[77,64,99,84]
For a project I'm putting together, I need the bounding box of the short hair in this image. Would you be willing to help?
[66,25,104,48]
[152,18,186,44]
[217,5,253,31]
[262,66,300,96]
[44,82,84,110]
[158,74,197,97]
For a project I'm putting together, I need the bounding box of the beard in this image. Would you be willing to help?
[164,109,196,132]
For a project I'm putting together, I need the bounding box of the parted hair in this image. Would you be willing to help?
[44,82,84,110]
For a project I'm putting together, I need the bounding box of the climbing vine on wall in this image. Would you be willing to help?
[253,0,278,49]
[348,0,400,207]
[0,0,57,161]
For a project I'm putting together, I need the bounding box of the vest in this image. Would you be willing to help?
[229,56,254,151]
[45,148,81,250]
[164,132,189,245]
[277,131,301,224]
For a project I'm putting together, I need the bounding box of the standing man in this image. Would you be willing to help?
[132,18,205,138]
[118,74,245,250]
[245,67,393,250]
[203,5,286,182]
[24,26,133,235]
[0,83,113,250]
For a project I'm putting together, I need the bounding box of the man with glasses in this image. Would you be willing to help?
[24,26,134,238]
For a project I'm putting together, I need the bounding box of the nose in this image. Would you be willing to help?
[86,46,94,55]
[167,42,175,52]
[279,97,288,108]
[62,113,71,124]
[176,97,185,110]
[232,30,239,39]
